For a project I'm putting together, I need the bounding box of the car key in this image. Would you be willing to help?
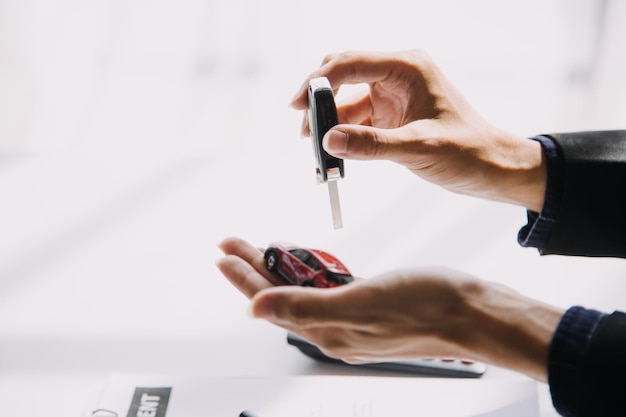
[308,77,344,229]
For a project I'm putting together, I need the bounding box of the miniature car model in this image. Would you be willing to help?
[264,242,353,288]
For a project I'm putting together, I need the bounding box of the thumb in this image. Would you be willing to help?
[322,125,397,160]
[250,286,353,329]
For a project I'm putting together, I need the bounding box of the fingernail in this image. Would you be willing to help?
[323,130,348,154]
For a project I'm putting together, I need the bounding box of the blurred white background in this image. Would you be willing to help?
[0,1,625,416]
[1,0,624,154]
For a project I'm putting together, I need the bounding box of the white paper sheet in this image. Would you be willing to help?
[88,373,539,417]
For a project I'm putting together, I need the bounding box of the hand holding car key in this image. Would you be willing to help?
[308,77,344,229]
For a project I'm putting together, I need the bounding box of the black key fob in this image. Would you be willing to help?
[308,77,344,183]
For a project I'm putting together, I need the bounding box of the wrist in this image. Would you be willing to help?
[453,281,563,381]
[486,129,547,212]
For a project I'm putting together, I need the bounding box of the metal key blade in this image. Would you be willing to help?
[327,180,343,229]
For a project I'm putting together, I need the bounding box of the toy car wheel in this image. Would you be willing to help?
[265,250,278,271]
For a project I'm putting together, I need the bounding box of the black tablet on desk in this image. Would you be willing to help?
[287,332,486,378]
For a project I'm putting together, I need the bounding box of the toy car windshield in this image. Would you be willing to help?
[325,272,352,285]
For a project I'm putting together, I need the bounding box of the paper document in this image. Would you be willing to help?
[88,373,539,417]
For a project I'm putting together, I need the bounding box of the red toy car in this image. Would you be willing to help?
[264,242,353,288]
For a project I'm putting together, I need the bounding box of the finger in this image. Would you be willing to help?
[322,124,410,161]
[298,83,370,139]
[219,236,263,258]
[218,237,286,286]
[323,49,432,95]
[289,52,340,111]
[300,111,310,138]
[219,237,267,275]
[298,86,371,141]
[289,50,410,110]
[216,255,274,299]
[336,90,372,126]
[320,52,338,66]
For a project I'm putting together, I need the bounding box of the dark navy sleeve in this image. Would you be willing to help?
[517,135,563,251]
[515,132,626,415]
[547,306,607,416]
[549,308,626,416]
[520,130,626,257]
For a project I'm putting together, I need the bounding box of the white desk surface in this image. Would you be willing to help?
[1,148,625,417]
